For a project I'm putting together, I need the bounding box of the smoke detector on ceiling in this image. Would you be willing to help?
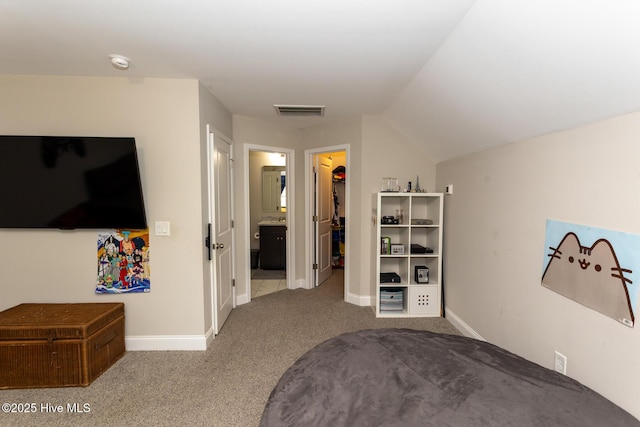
[109,54,130,70]
[274,105,325,117]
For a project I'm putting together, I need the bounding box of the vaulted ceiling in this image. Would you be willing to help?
[2,0,639,162]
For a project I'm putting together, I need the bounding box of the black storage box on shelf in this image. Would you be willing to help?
[380,272,401,283]
[381,216,399,225]
[410,244,434,254]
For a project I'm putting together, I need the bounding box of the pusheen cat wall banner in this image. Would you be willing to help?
[542,220,638,327]
[96,229,150,294]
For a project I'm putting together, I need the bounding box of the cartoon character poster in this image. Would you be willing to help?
[97,229,150,294]
[542,220,639,327]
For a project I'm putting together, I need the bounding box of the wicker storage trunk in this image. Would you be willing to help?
[0,303,125,389]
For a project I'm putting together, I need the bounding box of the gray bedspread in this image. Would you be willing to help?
[260,328,638,426]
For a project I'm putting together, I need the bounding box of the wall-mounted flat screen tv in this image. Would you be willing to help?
[0,136,147,229]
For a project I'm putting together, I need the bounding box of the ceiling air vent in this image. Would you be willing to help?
[274,104,325,117]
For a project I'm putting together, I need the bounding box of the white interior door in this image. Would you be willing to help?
[211,131,234,334]
[314,154,333,286]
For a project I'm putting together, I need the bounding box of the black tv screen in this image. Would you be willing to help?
[0,136,147,229]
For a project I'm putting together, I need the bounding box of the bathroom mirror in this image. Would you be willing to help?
[262,166,286,212]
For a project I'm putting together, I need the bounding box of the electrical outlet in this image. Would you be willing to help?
[445,184,453,195]
[554,351,567,375]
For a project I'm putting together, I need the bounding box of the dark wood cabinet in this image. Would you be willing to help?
[260,225,286,270]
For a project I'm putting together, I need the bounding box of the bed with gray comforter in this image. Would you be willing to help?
[260,328,638,426]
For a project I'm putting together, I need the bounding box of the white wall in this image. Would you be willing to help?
[0,75,231,348]
[436,111,640,419]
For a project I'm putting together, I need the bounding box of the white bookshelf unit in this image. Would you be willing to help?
[373,192,443,318]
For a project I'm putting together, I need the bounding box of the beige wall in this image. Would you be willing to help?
[361,116,437,299]
[3,73,637,416]
[232,115,301,301]
[232,115,437,302]
[300,117,363,299]
[0,75,231,345]
[436,111,640,419]
[198,82,233,336]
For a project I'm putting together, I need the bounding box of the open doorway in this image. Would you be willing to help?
[306,146,349,298]
[247,148,292,299]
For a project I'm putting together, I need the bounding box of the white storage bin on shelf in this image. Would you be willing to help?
[408,285,439,315]
[372,192,443,318]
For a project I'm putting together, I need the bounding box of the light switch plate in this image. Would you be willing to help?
[155,221,171,236]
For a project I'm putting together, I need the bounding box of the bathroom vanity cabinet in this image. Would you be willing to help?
[259,225,286,270]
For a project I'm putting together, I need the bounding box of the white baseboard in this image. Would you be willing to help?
[347,291,372,307]
[236,293,250,306]
[205,327,215,348]
[126,334,209,351]
[445,307,485,341]
[294,278,309,289]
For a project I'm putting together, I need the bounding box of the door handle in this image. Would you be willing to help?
[205,223,212,261]
[214,243,225,249]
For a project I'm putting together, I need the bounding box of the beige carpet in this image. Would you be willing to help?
[0,271,460,427]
